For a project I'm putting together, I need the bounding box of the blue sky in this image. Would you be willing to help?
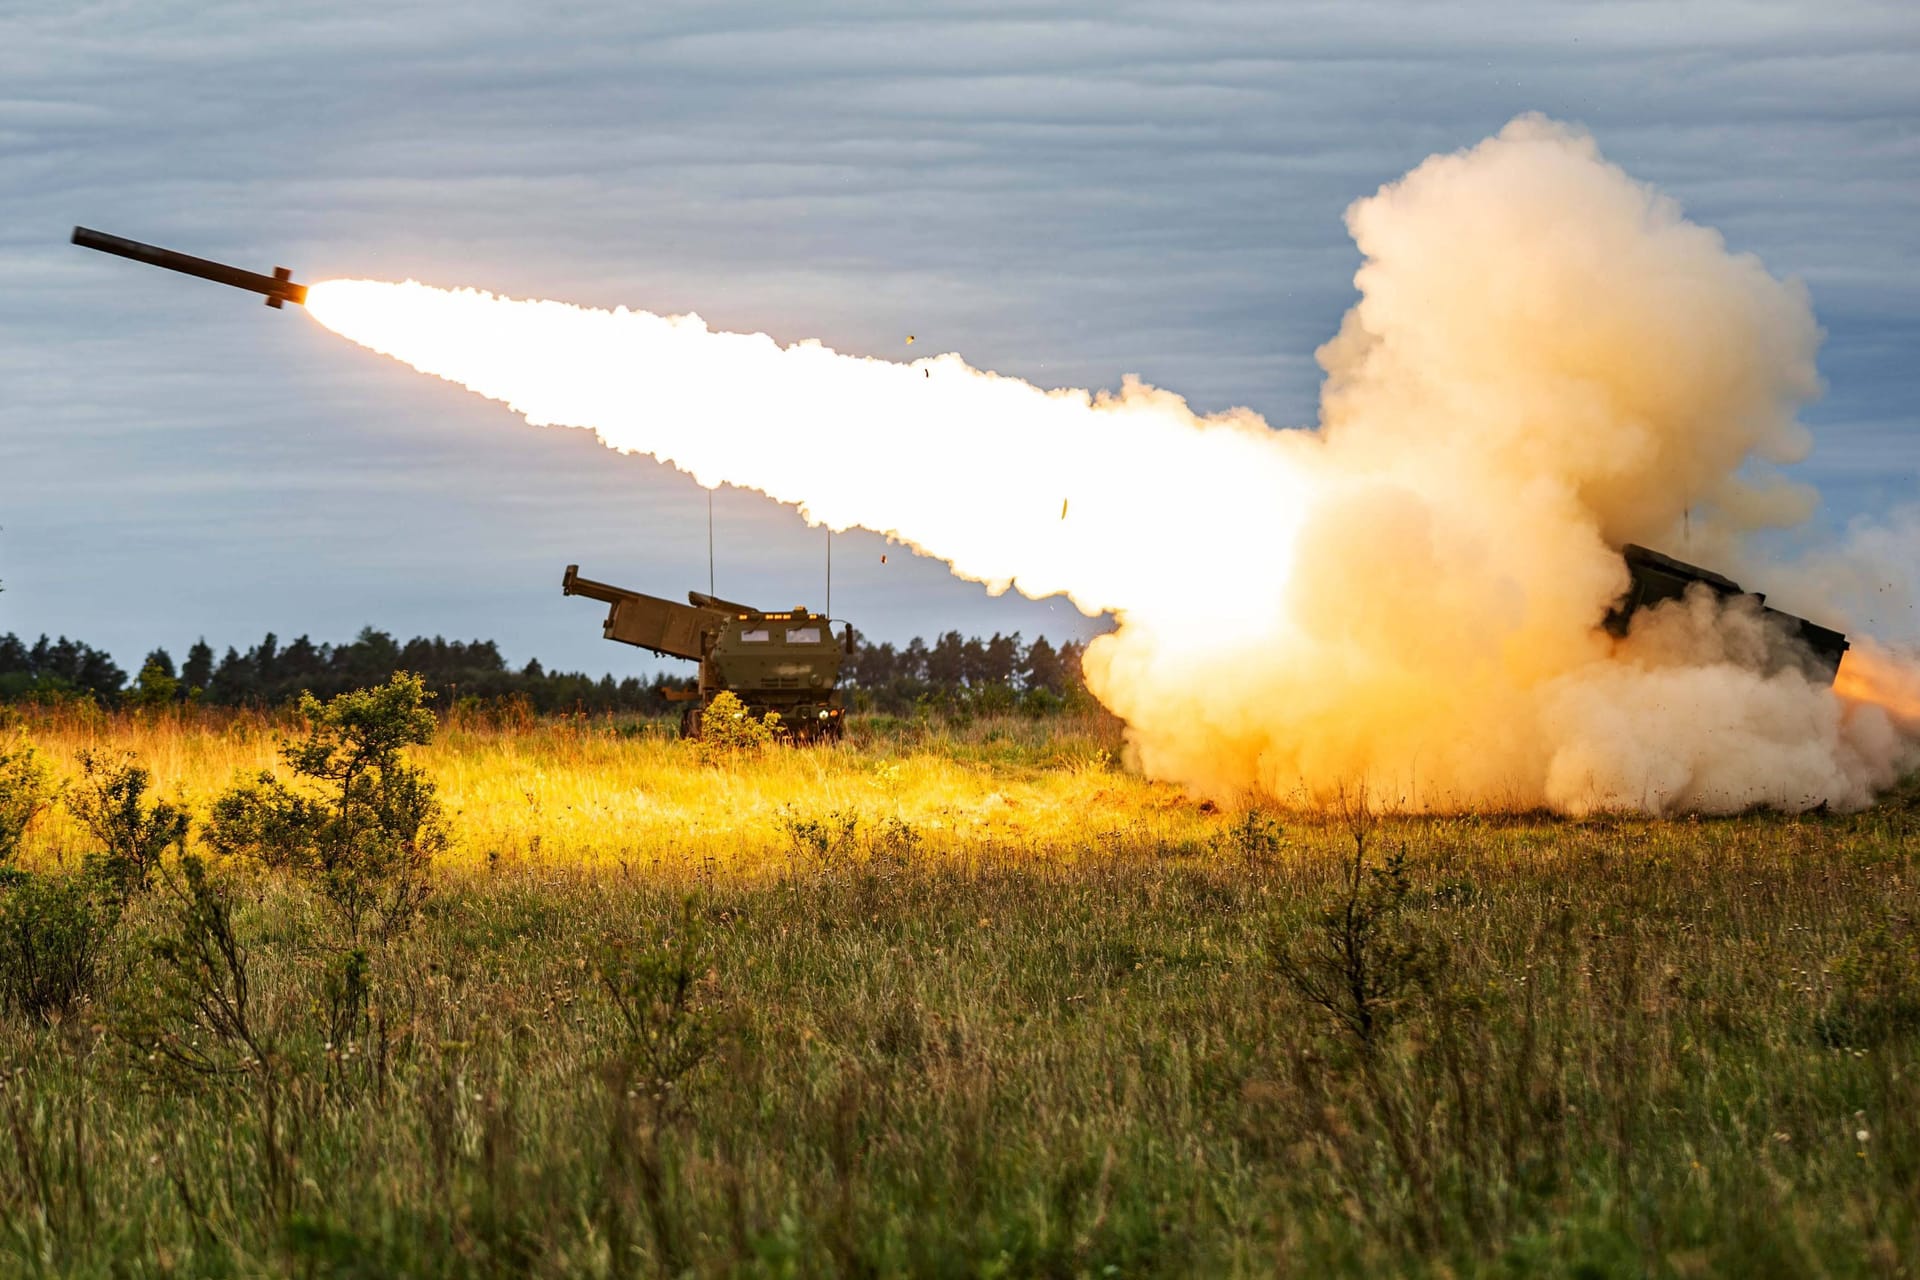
[2,1,1915,676]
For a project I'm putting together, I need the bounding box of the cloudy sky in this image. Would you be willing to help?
[2,1,1915,676]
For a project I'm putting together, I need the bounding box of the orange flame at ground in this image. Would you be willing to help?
[1836,643,1920,730]
[303,115,1920,814]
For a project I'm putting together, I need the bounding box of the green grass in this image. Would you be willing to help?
[1,709,1917,1276]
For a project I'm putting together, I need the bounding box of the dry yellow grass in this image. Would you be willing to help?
[8,704,1203,872]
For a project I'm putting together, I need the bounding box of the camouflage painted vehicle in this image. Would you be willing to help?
[1603,544,1849,683]
[563,565,852,740]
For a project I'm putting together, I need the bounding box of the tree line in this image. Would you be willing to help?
[841,629,1092,714]
[0,625,1092,716]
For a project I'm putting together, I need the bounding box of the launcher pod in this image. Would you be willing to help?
[1603,543,1849,682]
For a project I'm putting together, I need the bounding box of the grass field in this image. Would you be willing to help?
[2,704,1917,1277]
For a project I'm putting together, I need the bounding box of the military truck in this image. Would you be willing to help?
[563,565,852,741]
[1603,544,1849,683]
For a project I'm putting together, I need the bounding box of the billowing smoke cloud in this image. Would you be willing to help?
[305,114,1919,813]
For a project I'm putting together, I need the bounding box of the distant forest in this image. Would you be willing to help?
[0,626,1092,716]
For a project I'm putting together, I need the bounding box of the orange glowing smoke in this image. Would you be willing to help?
[1836,642,1920,730]
[302,115,1920,814]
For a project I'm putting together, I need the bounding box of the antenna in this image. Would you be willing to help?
[826,526,833,620]
[707,488,715,597]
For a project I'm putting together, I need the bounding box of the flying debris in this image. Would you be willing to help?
[905,335,915,344]
[70,226,307,309]
[1060,498,1069,520]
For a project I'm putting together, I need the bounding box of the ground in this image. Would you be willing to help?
[1,705,1916,1277]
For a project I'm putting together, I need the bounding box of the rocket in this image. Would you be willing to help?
[70,226,308,309]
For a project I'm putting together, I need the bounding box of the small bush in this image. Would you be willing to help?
[696,690,780,761]
[68,749,189,897]
[121,853,298,1212]
[779,806,861,872]
[868,814,923,864]
[0,737,56,864]
[207,673,445,939]
[0,869,119,1025]
[1220,807,1285,864]
[597,901,719,1117]
[124,853,271,1081]
[1020,686,1065,718]
[1271,833,1436,1054]
[127,659,180,710]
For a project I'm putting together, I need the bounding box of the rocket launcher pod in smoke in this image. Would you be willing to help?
[1604,544,1850,682]
[70,226,308,308]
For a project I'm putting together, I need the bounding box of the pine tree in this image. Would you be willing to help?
[182,639,214,692]
[1022,636,1064,692]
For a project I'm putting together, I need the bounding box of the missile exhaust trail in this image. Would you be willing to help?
[70,226,307,308]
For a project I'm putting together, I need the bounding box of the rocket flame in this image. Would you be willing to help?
[305,281,1315,628]
[304,115,1920,813]
[1837,643,1920,732]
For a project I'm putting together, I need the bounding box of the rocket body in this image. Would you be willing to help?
[71,226,307,308]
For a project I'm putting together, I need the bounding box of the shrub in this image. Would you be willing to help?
[127,658,180,710]
[68,749,189,897]
[122,853,296,1211]
[129,854,268,1077]
[778,806,861,872]
[596,901,719,1119]
[1271,815,1436,1055]
[1220,807,1285,865]
[0,869,118,1024]
[971,682,1016,715]
[696,690,779,761]
[207,673,446,939]
[1020,686,1065,718]
[0,737,56,864]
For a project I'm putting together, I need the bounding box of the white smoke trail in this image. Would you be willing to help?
[305,115,1919,813]
[304,286,1315,631]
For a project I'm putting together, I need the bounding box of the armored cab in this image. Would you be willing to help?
[1603,544,1849,683]
[563,565,851,740]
